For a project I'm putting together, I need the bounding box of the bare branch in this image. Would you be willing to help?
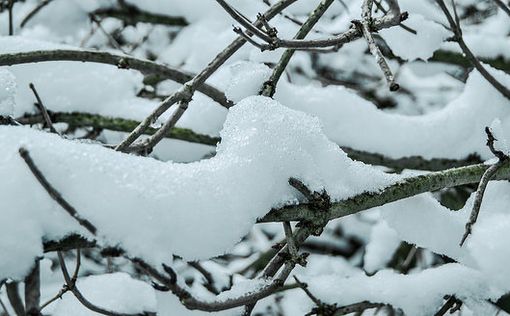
[0,49,232,108]
[20,0,54,28]
[93,4,187,26]
[19,148,97,235]
[57,252,154,316]
[460,127,509,246]
[434,295,462,316]
[260,0,336,97]
[5,282,24,316]
[358,0,399,91]
[261,160,510,223]
[492,0,510,18]
[29,83,59,134]
[24,260,41,315]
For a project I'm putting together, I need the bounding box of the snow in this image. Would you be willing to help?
[304,263,503,316]
[363,220,401,274]
[381,181,510,300]
[1,1,510,314]
[275,65,510,160]
[380,14,450,61]
[52,272,157,316]
[0,69,16,116]
[0,96,395,280]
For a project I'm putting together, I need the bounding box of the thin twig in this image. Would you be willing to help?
[24,260,41,315]
[492,0,510,18]
[358,0,399,91]
[460,127,509,246]
[188,261,219,295]
[57,252,154,316]
[434,295,463,316]
[220,1,405,51]
[283,222,298,258]
[19,148,97,235]
[5,282,24,316]
[29,83,59,134]
[89,14,126,53]
[293,276,322,306]
[20,0,53,27]
[7,0,14,35]
[260,0,335,97]
[0,297,10,316]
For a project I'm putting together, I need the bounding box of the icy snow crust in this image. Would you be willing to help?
[0,96,395,280]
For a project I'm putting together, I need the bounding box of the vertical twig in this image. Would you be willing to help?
[260,0,335,97]
[24,260,41,316]
[7,0,14,36]
[29,83,59,134]
[460,127,509,246]
[358,0,399,91]
[5,282,24,316]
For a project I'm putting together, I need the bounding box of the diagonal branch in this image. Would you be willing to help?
[358,0,399,91]
[460,127,509,246]
[19,148,97,235]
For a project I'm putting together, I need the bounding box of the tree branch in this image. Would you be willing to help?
[17,111,220,147]
[460,127,509,246]
[261,160,510,223]
[260,0,335,97]
[0,49,232,108]
[19,148,97,235]
[358,0,399,91]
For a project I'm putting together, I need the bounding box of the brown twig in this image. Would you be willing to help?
[20,0,53,27]
[460,127,509,246]
[29,83,59,134]
[434,295,462,316]
[5,282,24,316]
[358,0,399,91]
[492,0,510,17]
[7,0,14,35]
[0,49,232,109]
[19,148,97,235]
[57,251,154,316]
[24,260,41,315]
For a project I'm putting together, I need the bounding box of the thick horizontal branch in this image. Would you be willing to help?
[260,161,510,223]
[0,49,233,108]
[17,111,220,146]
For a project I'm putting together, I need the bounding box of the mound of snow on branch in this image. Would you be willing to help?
[0,96,396,280]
